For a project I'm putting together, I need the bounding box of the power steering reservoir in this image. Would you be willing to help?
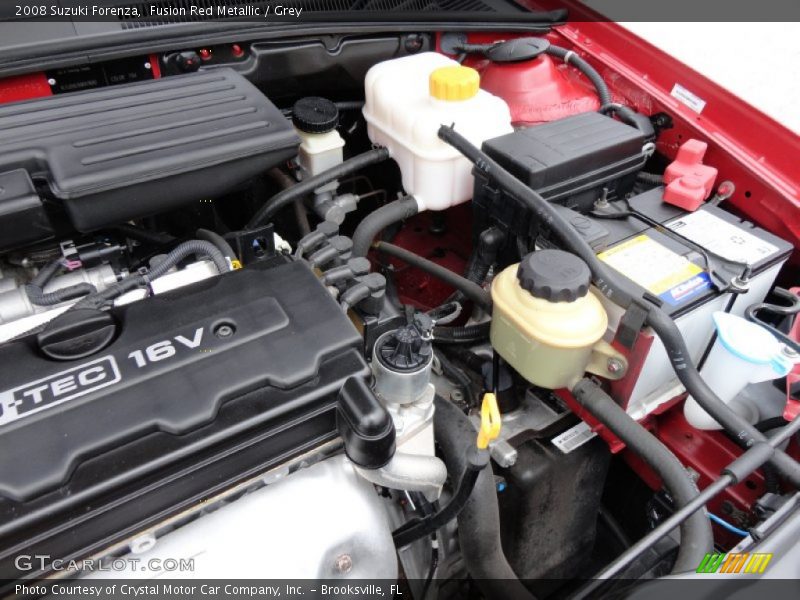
[490,249,625,389]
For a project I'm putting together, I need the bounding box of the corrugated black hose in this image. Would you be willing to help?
[25,260,96,307]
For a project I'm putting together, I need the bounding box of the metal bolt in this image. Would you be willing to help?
[450,389,464,403]
[334,554,353,574]
[607,358,624,374]
[214,323,235,338]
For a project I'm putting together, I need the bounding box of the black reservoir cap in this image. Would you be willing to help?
[517,249,591,302]
[292,96,339,134]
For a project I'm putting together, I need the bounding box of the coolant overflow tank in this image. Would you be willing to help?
[490,250,625,389]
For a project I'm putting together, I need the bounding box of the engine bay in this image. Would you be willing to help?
[0,21,799,596]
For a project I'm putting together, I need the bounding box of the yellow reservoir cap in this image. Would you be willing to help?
[429,65,480,101]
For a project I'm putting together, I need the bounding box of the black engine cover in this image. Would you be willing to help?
[0,259,369,578]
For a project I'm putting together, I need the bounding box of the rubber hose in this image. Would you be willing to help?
[546,45,612,106]
[351,196,419,257]
[751,417,788,493]
[267,167,311,236]
[433,322,491,344]
[571,379,712,573]
[392,447,486,548]
[196,228,236,261]
[433,397,535,599]
[448,227,504,306]
[74,240,230,310]
[25,260,96,307]
[247,148,391,228]
[437,125,800,487]
[374,242,492,312]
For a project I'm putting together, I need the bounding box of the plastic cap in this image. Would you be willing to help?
[429,65,480,101]
[517,249,591,302]
[376,323,433,372]
[712,311,792,375]
[292,96,339,133]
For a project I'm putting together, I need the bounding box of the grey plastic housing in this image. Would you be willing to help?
[0,68,299,231]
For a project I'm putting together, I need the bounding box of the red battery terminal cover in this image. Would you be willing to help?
[662,139,718,212]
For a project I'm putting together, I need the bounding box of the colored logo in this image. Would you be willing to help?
[696,552,773,574]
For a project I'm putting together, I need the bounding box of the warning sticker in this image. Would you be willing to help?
[598,234,711,305]
[670,83,706,113]
[667,210,780,265]
[552,421,597,454]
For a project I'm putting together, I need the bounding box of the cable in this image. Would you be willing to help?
[351,196,419,257]
[73,240,230,311]
[374,242,492,312]
[392,444,488,549]
[247,148,390,228]
[25,260,96,307]
[708,513,749,537]
[437,124,800,487]
[433,322,491,344]
[196,228,236,261]
[636,171,664,185]
[420,536,438,600]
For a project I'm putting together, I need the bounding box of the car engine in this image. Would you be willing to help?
[0,24,798,597]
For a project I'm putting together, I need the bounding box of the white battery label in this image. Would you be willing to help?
[552,421,597,454]
[598,234,711,305]
[667,210,779,265]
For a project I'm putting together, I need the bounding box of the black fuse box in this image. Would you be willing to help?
[473,112,648,256]
[480,111,647,205]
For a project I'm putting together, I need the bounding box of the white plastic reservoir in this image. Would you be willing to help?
[363,52,513,211]
[684,311,795,430]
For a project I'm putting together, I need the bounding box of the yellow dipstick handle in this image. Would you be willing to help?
[230,259,243,270]
[477,392,502,449]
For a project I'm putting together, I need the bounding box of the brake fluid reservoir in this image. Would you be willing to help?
[363,52,512,211]
[490,250,625,389]
[292,97,345,190]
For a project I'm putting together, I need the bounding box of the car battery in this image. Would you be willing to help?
[575,188,790,416]
[480,182,792,417]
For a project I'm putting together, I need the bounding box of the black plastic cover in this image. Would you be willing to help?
[0,260,366,503]
[480,111,646,205]
[0,69,299,231]
[517,249,591,302]
[337,377,395,469]
[0,169,52,250]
